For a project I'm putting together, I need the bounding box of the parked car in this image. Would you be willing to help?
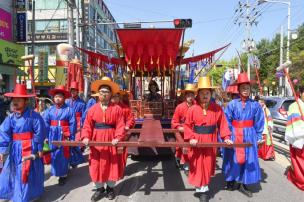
[263,96,295,135]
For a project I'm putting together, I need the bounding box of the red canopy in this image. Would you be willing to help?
[77,47,125,66]
[179,43,231,64]
[116,28,183,72]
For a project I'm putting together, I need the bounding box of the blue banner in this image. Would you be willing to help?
[16,12,27,42]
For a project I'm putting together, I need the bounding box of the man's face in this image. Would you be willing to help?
[98,86,112,102]
[70,89,78,98]
[111,94,120,104]
[185,92,195,103]
[122,94,129,103]
[150,85,157,93]
[54,94,65,105]
[239,84,251,97]
[198,89,211,103]
[12,97,26,111]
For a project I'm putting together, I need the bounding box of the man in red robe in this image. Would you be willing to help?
[172,83,196,173]
[184,77,232,202]
[82,77,125,201]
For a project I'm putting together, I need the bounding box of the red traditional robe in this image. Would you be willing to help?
[120,103,135,167]
[120,103,135,129]
[82,103,125,182]
[171,102,192,164]
[184,102,230,187]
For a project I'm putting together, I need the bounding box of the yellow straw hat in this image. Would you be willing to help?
[197,76,219,89]
[91,76,120,95]
[180,83,197,93]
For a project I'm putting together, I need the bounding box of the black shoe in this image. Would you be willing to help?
[226,181,235,191]
[91,187,105,202]
[199,192,210,202]
[238,184,253,198]
[106,186,115,200]
[58,177,67,186]
[71,164,78,169]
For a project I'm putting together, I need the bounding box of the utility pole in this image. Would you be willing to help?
[235,1,260,80]
[75,0,80,58]
[285,1,291,96]
[246,0,251,79]
[67,0,75,46]
[31,0,35,87]
[279,25,284,96]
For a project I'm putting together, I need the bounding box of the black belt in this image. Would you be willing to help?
[193,125,216,134]
[94,122,115,129]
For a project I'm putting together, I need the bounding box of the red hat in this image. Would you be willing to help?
[70,81,79,91]
[234,72,256,85]
[226,85,238,94]
[49,85,71,99]
[4,84,36,98]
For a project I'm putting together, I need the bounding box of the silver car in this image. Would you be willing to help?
[263,97,295,135]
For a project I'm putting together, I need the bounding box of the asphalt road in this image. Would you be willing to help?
[40,143,304,202]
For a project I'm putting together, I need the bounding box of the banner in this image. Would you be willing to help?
[16,0,27,11]
[16,12,27,42]
[0,8,12,41]
[0,39,25,66]
[56,43,74,67]
[38,51,48,82]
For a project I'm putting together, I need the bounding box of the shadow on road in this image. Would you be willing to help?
[42,164,91,202]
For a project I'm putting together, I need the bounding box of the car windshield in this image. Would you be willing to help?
[265,100,277,109]
[282,100,295,111]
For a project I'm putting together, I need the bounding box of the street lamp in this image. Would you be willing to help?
[258,0,291,96]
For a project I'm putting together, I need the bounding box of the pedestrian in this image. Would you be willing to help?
[82,77,125,201]
[184,77,232,202]
[171,83,196,174]
[256,96,275,161]
[0,84,46,202]
[285,87,304,191]
[65,81,85,167]
[222,73,265,197]
[43,85,77,186]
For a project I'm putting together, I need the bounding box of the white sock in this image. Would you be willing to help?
[106,181,116,188]
[94,182,105,189]
[195,185,209,193]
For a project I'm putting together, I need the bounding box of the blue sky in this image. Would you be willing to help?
[104,0,304,60]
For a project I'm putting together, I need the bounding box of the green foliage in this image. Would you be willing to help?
[207,66,226,85]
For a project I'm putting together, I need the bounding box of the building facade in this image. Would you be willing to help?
[22,0,117,95]
[0,1,25,93]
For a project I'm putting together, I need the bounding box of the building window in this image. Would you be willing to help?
[59,20,67,32]
[36,0,67,10]
[34,20,66,33]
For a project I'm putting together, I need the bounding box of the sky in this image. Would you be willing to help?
[104,0,304,60]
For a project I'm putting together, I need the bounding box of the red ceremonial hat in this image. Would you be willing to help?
[234,72,256,85]
[4,84,36,98]
[70,81,79,90]
[49,85,71,99]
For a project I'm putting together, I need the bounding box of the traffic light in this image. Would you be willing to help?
[173,19,192,28]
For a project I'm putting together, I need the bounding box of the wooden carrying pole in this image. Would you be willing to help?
[52,140,252,148]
